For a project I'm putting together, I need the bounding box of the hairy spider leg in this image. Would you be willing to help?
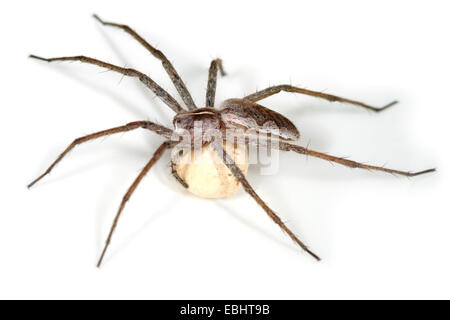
[244,84,398,112]
[29,55,184,113]
[246,136,436,177]
[170,160,189,188]
[279,142,436,176]
[27,121,174,188]
[206,58,226,108]
[211,140,321,261]
[97,141,171,267]
[93,14,197,111]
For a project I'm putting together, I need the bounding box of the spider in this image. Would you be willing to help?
[28,14,435,267]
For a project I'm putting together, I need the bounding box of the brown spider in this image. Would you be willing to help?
[28,14,435,267]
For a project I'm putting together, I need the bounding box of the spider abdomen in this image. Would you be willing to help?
[174,142,249,198]
[220,98,300,141]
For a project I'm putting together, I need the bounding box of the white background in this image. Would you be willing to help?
[1,0,448,299]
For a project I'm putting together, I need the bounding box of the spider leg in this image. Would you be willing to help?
[211,140,320,261]
[170,160,188,188]
[243,84,397,112]
[273,140,436,177]
[93,14,197,111]
[206,58,226,108]
[97,141,170,267]
[28,121,174,188]
[29,55,185,113]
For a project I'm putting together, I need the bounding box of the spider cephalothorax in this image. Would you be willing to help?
[173,107,225,143]
[29,14,435,267]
